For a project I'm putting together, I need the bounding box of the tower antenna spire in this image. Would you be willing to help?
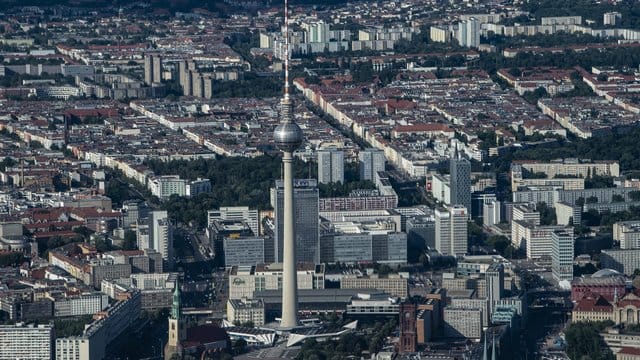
[284,0,290,100]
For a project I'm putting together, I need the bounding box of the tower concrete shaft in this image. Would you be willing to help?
[280,151,298,328]
[273,0,302,329]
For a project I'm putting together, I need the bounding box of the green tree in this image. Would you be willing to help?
[232,339,247,355]
[537,202,557,225]
[565,321,615,360]
[123,230,137,250]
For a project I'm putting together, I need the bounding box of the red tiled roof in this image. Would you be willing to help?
[574,293,613,312]
[183,324,229,349]
[619,347,640,355]
[393,123,453,133]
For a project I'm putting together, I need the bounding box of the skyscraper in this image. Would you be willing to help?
[272,0,304,328]
[359,148,386,181]
[486,263,504,315]
[552,229,574,282]
[317,148,344,184]
[151,210,173,270]
[450,147,471,216]
[457,17,480,48]
[271,179,319,264]
[144,55,162,85]
[435,206,468,256]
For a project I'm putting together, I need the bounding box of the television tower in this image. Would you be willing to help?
[273,0,303,329]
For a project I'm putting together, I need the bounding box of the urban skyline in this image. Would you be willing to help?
[2,0,640,359]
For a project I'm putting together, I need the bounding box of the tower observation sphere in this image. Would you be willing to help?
[273,119,303,152]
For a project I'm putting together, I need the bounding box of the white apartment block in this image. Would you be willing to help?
[516,160,619,178]
[613,221,640,249]
[483,200,501,227]
[512,220,567,259]
[555,201,582,226]
[149,175,186,199]
[0,323,53,360]
[600,249,640,275]
[53,293,109,317]
[511,204,540,225]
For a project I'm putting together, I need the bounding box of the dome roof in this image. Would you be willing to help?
[592,269,622,278]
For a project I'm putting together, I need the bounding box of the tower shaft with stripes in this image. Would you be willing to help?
[273,0,303,329]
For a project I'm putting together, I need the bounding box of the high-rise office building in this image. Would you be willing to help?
[435,206,468,256]
[359,148,386,181]
[122,200,150,229]
[223,237,265,267]
[208,206,260,237]
[551,229,574,282]
[450,148,471,216]
[271,179,319,264]
[486,263,504,315]
[317,148,344,184]
[151,211,173,270]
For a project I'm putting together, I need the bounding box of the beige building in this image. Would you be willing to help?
[228,263,325,300]
[340,273,409,298]
[573,292,640,326]
[227,298,265,326]
[555,201,582,226]
[614,221,640,249]
[514,159,620,179]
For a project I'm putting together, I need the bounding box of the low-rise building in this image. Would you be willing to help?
[340,273,408,298]
[228,263,325,300]
[227,298,265,326]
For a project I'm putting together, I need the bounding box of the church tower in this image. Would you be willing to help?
[165,279,186,359]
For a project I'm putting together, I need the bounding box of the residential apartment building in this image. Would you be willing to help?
[613,221,640,249]
[359,148,386,181]
[600,249,640,275]
[0,323,53,360]
[515,159,620,178]
[317,148,344,184]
